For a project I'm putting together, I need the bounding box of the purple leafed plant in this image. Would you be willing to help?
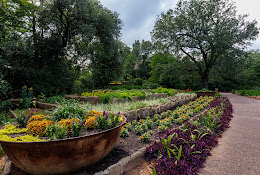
[145,97,233,175]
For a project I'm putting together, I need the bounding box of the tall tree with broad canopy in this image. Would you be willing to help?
[152,0,259,89]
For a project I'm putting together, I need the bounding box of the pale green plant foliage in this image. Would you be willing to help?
[52,100,85,121]
[81,93,196,113]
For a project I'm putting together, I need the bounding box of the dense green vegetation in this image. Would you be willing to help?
[0,0,259,111]
[234,89,260,96]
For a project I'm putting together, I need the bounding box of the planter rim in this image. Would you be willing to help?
[196,91,216,93]
[0,116,126,144]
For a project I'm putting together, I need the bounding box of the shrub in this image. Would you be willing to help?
[151,87,178,96]
[133,78,144,85]
[39,95,65,104]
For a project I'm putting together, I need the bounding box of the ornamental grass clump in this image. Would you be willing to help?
[52,100,85,121]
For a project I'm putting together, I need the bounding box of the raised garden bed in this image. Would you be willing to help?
[196,91,216,97]
[2,96,213,175]
[65,93,168,104]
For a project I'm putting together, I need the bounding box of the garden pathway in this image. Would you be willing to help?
[200,93,260,175]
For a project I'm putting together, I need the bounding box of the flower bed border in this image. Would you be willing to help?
[121,96,196,122]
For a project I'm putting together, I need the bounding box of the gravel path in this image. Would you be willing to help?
[200,93,260,175]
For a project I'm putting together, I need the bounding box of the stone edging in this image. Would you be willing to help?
[36,101,58,109]
[121,95,197,122]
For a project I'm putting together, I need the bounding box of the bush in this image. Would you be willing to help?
[39,95,65,104]
[151,87,178,96]
[235,89,260,96]
[108,85,149,90]
[133,78,144,85]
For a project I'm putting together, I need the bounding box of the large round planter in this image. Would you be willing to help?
[196,91,216,97]
[0,117,126,175]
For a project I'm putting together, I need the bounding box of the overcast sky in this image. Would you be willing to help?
[99,0,260,50]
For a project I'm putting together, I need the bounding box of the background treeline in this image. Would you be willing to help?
[1,0,260,101]
[121,40,260,91]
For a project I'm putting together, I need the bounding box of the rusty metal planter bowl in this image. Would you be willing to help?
[196,91,216,97]
[0,117,126,175]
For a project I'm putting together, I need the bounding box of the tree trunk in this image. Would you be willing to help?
[200,74,209,89]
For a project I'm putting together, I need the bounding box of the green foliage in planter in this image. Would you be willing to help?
[215,93,222,97]
[46,124,67,140]
[198,88,214,92]
[52,100,85,121]
[71,122,83,137]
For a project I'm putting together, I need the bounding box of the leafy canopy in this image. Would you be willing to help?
[152,0,259,88]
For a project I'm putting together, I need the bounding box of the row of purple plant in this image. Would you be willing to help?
[145,97,233,175]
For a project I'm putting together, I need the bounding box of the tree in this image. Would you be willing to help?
[149,53,201,89]
[126,40,153,79]
[1,0,123,95]
[152,0,259,89]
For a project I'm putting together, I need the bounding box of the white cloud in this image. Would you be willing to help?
[100,0,260,50]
